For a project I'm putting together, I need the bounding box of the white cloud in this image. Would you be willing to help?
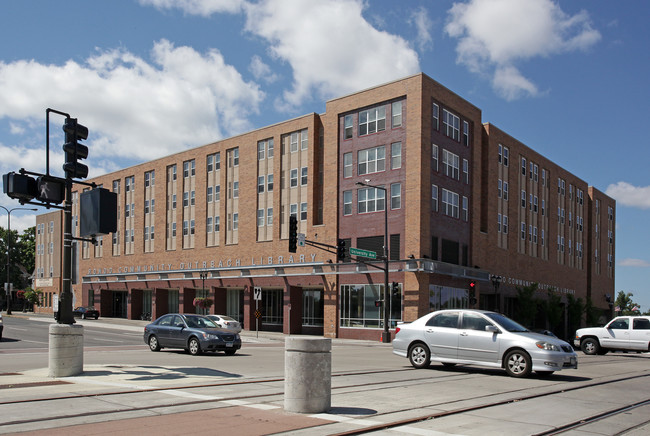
[249,55,279,83]
[605,182,650,210]
[445,0,600,99]
[243,0,420,109]
[138,0,244,16]
[619,258,650,268]
[409,6,434,52]
[0,40,265,176]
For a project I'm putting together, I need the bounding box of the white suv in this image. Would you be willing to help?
[574,316,650,355]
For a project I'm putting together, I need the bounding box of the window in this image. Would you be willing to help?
[503,182,509,200]
[462,121,469,146]
[144,226,149,241]
[172,222,177,237]
[257,176,265,193]
[215,185,221,201]
[432,103,439,130]
[432,144,439,171]
[144,200,150,214]
[233,149,239,166]
[267,208,273,225]
[462,196,468,221]
[233,182,239,198]
[257,209,264,227]
[358,186,385,214]
[215,152,221,170]
[462,159,469,184]
[207,154,213,172]
[392,101,402,128]
[343,190,352,215]
[207,186,213,202]
[145,171,155,187]
[443,109,460,141]
[343,152,353,178]
[290,169,298,187]
[442,189,459,218]
[267,175,273,192]
[172,194,177,209]
[290,132,299,152]
[300,202,307,221]
[113,180,120,193]
[207,216,213,233]
[190,220,195,235]
[268,138,274,157]
[344,115,353,139]
[359,106,386,136]
[358,145,385,175]
[215,216,220,232]
[391,142,401,169]
[183,161,189,178]
[432,185,438,212]
[183,220,189,236]
[301,129,308,150]
[233,213,239,230]
[257,141,265,160]
[442,149,460,179]
[521,157,526,176]
[183,192,189,207]
[390,183,401,210]
[301,167,308,186]
[503,215,508,234]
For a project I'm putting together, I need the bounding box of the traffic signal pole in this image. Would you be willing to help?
[57,176,75,325]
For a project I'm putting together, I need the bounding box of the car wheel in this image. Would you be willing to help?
[535,371,554,377]
[408,343,431,369]
[224,349,237,356]
[148,335,161,352]
[581,338,600,355]
[504,349,532,378]
[188,337,202,356]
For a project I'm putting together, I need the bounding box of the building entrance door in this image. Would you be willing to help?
[112,291,128,318]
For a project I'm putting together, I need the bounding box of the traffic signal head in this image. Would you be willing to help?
[36,175,66,204]
[469,280,476,298]
[63,118,89,179]
[337,239,346,262]
[3,172,37,202]
[288,214,297,253]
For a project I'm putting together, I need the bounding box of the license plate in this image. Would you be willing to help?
[226,342,233,347]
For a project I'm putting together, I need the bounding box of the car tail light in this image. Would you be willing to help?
[395,326,401,334]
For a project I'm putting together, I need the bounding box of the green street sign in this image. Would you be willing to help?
[350,247,377,259]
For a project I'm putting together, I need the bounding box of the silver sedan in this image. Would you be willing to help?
[392,309,577,378]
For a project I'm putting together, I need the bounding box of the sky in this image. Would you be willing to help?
[0,0,648,310]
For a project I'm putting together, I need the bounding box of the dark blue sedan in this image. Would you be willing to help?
[143,313,242,356]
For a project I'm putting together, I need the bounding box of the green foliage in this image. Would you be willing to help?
[585,297,600,326]
[24,288,43,307]
[566,294,584,334]
[0,225,35,291]
[542,289,563,332]
[614,290,641,315]
[515,283,538,328]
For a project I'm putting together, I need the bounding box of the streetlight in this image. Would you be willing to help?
[1,206,38,315]
[490,274,502,312]
[356,181,391,343]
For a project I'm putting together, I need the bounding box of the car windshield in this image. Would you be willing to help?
[184,315,218,329]
[485,312,529,332]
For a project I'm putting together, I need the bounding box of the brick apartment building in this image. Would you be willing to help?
[34,73,615,340]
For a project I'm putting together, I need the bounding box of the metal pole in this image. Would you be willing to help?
[58,176,74,324]
[382,188,390,343]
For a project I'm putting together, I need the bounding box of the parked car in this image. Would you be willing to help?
[205,314,242,333]
[73,306,99,319]
[143,313,241,356]
[392,309,578,378]
[0,313,3,340]
[574,316,650,355]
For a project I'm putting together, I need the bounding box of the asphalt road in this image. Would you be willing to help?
[2,315,650,435]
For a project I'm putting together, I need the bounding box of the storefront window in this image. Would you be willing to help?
[429,285,468,311]
[262,289,283,325]
[340,284,402,328]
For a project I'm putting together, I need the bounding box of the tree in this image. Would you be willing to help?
[515,283,538,328]
[0,225,36,294]
[541,289,564,334]
[614,290,641,316]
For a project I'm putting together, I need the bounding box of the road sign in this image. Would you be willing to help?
[253,287,262,301]
[349,247,377,259]
[297,233,305,247]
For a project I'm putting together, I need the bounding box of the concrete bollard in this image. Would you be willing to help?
[284,337,331,413]
[48,324,84,377]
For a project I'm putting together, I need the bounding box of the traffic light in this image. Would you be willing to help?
[288,214,297,253]
[337,239,346,262]
[469,280,477,306]
[391,282,399,294]
[36,175,66,204]
[3,172,37,202]
[62,118,89,179]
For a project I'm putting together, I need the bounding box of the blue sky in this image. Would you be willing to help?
[1,0,648,310]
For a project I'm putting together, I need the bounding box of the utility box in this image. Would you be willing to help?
[80,188,117,237]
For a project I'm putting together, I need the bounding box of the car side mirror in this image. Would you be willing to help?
[485,325,499,334]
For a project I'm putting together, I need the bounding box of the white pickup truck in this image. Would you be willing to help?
[574,316,650,355]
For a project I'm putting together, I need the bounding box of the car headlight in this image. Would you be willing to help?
[536,341,560,351]
[202,333,219,340]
